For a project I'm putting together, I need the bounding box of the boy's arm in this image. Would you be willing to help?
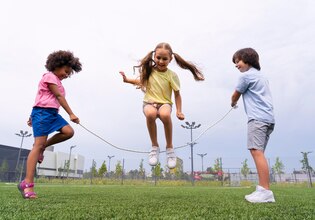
[119,71,141,86]
[231,90,241,107]
[174,90,185,120]
[48,83,80,124]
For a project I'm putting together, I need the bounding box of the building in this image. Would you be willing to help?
[37,146,85,178]
[0,144,85,181]
[0,144,30,182]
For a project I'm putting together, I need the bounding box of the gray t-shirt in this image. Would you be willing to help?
[235,68,275,124]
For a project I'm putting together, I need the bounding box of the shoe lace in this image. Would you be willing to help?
[167,151,176,159]
[149,149,158,157]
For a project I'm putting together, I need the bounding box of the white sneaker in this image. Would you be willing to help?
[245,185,275,203]
[166,148,177,169]
[148,146,159,166]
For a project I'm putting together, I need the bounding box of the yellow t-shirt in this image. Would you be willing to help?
[143,69,180,104]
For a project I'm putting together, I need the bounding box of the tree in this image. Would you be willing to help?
[0,159,9,181]
[300,152,313,188]
[300,152,313,173]
[241,159,250,179]
[206,167,214,173]
[115,160,123,178]
[139,159,145,179]
[98,160,107,178]
[213,158,221,173]
[272,157,285,182]
[128,169,139,179]
[91,160,98,178]
[151,162,163,179]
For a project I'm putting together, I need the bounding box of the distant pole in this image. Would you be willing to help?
[108,155,115,173]
[121,158,125,185]
[15,130,32,171]
[219,157,223,186]
[197,153,207,172]
[268,158,273,182]
[181,121,201,186]
[90,159,95,185]
[18,156,27,182]
[67,145,76,178]
[301,151,313,188]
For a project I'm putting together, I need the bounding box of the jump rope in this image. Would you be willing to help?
[78,106,237,154]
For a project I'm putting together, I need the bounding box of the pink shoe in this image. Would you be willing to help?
[38,149,45,164]
[17,180,37,199]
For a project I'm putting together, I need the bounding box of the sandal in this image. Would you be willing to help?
[18,180,37,199]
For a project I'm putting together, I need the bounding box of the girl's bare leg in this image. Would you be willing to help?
[158,104,173,148]
[24,136,47,193]
[143,105,159,147]
[45,125,74,148]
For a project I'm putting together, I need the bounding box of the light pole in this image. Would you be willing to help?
[18,156,27,182]
[15,130,32,172]
[108,155,115,173]
[67,145,76,178]
[181,121,201,186]
[301,151,313,188]
[197,153,207,172]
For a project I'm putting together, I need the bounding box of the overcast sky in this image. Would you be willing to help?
[1,0,314,173]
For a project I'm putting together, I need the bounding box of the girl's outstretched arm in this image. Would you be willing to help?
[48,83,80,124]
[174,90,185,120]
[119,71,141,86]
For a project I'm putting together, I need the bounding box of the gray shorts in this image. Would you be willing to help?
[247,119,275,151]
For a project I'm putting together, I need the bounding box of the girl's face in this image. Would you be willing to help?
[234,59,250,73]
[54,66,73,80]
[154,48,172,72]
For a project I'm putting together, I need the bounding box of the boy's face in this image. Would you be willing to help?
[234,59,250,73]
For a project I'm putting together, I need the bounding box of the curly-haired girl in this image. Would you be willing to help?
[120,42,204,169]
[18,50,82,199]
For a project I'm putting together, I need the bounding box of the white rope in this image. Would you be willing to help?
[79,107,236,154]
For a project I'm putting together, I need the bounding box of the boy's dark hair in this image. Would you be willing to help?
[45,50,82,73]
[232,48,261,70]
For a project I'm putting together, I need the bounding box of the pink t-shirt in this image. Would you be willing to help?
[33,72,65,109]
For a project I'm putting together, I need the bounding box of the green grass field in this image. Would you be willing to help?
[0,183,314,220]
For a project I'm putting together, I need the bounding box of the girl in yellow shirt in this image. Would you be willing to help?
[120,42,204,169]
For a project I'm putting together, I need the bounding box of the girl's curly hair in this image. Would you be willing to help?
[45,50,82,74]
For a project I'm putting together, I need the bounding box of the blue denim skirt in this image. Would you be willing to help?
[31,107,69,137]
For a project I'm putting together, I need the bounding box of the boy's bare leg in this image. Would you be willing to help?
[250,149,270,189]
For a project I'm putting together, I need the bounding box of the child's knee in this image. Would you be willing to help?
[146,112,158,121]
[159,113,171,122]
[62,126,75,138]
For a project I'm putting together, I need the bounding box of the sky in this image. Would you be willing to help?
[1,0,314,174]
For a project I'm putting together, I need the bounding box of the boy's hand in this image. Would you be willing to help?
[176,112,185,120]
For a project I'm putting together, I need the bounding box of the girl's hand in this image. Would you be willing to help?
[176,112,185,120]
[198,75,205,81]
[27,117,32,127]
[119,71,128,83]
[70,114,80,124]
